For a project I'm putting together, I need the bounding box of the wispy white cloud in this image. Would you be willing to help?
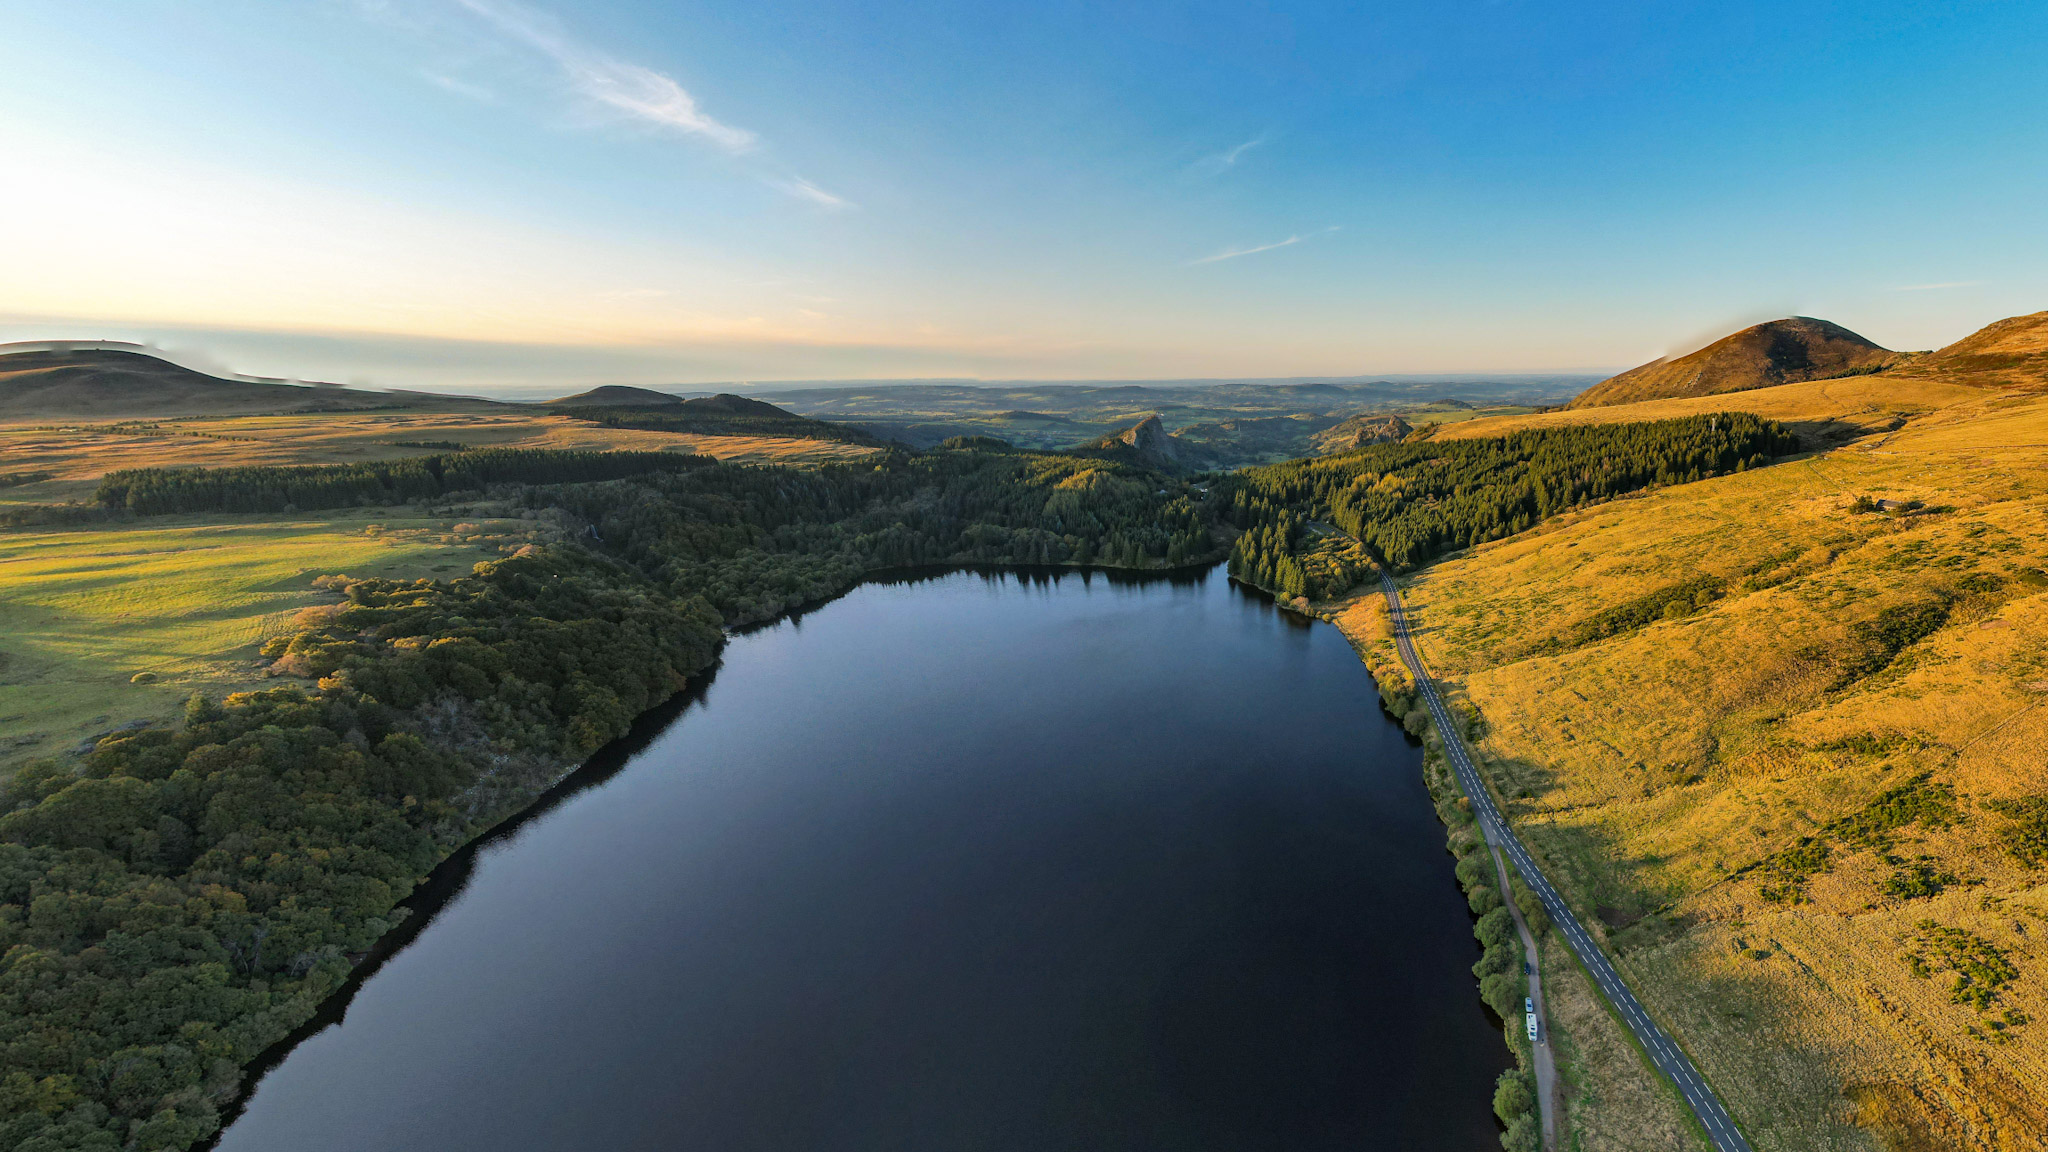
[1192,235,1300,264]
[450,0,756,152]
[422,70,496,102]
[1193,136,1265,175]
[769,177,854,210]
[1893,280,1981,291]
[1190,226,1336,265]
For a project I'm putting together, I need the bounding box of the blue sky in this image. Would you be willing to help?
[3,0,2045,391]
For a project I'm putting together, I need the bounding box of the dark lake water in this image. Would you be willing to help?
[214,565,1507,1151]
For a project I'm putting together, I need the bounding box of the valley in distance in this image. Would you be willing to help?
[4,309,2048,1152]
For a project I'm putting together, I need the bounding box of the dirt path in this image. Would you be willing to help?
[1486,835,1560,1150]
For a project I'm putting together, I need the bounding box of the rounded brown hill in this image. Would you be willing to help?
[1908,309,2048,389]
[1568,317,1895,409]
[546,385,684,406]
[0,347,418,419]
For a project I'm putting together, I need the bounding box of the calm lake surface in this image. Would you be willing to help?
[215,566,1507,1151]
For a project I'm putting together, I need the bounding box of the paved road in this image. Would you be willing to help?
[1379,573,1754,1152]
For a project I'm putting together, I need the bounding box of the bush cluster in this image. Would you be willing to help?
[1493,1068,1540,1152]
[1558,575,1726,649]
[1749,774,1958,902]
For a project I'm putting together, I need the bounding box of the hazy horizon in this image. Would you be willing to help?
[0,318,1611,400]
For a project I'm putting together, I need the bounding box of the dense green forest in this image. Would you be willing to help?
[2,445,1219,1151]
[95,448,714,516]
[1225,414,1797,597]
[544,448,1216,622]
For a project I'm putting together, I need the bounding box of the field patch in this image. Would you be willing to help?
[0,513,537,771]
[0,410,879,506]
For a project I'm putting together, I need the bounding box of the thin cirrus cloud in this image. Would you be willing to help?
[1190,226,1336,266]
[768,177,854,211]
[442,0,850,208]
[1194,136,1264,173]
[452,0,757,150]
[422,71,496,103]
[1892,281,1982,291]
[450,0,755,151]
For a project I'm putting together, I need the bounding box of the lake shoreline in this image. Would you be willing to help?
[201,558,1227,1147]
[209,561,1510,1151]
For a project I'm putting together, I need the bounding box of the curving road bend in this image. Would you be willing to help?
[1378,573,1754,1152]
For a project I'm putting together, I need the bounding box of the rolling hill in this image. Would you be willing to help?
[1569,317,1897,409]
[0,346,483,419]
[1905,308,2048,389]
[545,385,686,407]
[552,392,885,445]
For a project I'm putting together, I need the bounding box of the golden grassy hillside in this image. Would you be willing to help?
[1337,385,2048,1150]
[1569,318,1897,410]
[0,347,507,419]
[1909,310,2048,392]
[0,410,881,506]
[1435,374,1985,447]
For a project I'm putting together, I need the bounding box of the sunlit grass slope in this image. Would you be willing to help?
[1434,374,1986,447]
[0,514,540,771]
[1348,387,2048,1149]
[0,411,879,506]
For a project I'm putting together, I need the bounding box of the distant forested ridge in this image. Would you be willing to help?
[95,449,713,516]
[556,399,881,445]
[1,444,1219,1151]
[547,448,1216,623]
[1226,414,1797,598]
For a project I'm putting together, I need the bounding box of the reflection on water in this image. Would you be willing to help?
[215,565,1506,1152]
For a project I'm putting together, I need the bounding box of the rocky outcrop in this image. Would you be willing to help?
[1068,413,1186,472]
[1312,413,1414,455]
[1117,414,1179,465]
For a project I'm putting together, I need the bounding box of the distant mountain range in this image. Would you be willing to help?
[11,311,2047,462]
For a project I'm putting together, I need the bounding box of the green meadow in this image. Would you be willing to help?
[0,513,537,771]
